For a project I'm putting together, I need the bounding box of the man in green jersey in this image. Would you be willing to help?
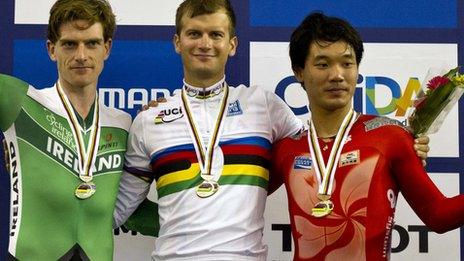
[0,0,131,260]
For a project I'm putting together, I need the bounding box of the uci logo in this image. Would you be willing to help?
[154,107,183,124]
[275,74,421,118]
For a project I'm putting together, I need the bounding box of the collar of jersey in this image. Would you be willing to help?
[71,101,95,132]
[183,77,225,99]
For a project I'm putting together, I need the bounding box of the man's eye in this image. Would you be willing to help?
[87,41,99,48]
[63,42,75,48]
[315,63,328,68]
[188,31,200,37]
[211,32,223,38]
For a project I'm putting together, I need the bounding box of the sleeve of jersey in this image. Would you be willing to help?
[122,198,160,237]
[114,114,154,228]
[0,74,29,131]
[264,90,304,142]
[390,127,464,233]
[268,138,286,195]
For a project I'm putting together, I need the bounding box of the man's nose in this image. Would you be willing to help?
[329,65,344,82]
[198,35,212,49]
[75,43,88,61]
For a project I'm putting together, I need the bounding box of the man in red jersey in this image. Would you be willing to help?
[270,12,464,261]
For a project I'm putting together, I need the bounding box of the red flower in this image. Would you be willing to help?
[427,76,449,90]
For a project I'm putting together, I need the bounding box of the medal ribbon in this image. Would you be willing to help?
[56,82,101,183]
[180,82,229,181]
[308,108,357,197]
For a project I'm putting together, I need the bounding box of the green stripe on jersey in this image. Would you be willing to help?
[219,175,268,189]
[157,172,268,198]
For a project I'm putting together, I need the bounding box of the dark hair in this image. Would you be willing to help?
[47,0,116,43]
[289,12,363,71]
[175,0,236,37]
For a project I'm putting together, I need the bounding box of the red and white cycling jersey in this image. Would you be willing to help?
[271,114,464,261]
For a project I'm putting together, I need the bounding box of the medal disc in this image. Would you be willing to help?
[317,193,331,201]
[75,182,96,199]
[311,200,334,218]
[196,181,219,198]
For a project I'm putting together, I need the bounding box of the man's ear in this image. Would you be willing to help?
[293,67,304,83]
[228,36,238,57]
[46,40,57,61]
[104,38,113,60]
[293,67,306,89]
[173,34,181,54]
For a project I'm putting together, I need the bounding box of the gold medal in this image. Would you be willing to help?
[75,182,96,199]
[196,181,219,198]
[311,199,334,218]
[57,82,101,199]
[181,81,228,199]
[317,193,331,201]
[307,109,357,218]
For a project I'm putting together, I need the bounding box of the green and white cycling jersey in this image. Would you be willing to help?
[0,75,131,261]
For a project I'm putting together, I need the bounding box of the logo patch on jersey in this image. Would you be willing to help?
[293,156,312,170]
[364,117,407,132]
[227,100,243,116]
[339,150,360,167]
[46,112,75,149]
[154,107,183,124]
[98,137,120,152]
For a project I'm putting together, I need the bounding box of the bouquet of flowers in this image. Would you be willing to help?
[408,67,464,136]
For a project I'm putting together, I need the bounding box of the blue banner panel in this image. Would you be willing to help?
[13,40,57,88]
[100,41,183,89]
[249,0,457,28]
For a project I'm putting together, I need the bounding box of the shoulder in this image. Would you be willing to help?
[27,86,57,105]
[0,74,29,93]
[359,114,412,143]
[24,86,66,117]
[361,115,409,133]
[234,84,287,107]
[228,84,274,98]
[275,130,308,150]
[131,95,182,128]
[100,103,132,132]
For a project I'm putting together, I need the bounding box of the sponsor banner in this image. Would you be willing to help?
[249,0,457,28]
[14,0,183,25]
[250,42,460,157]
